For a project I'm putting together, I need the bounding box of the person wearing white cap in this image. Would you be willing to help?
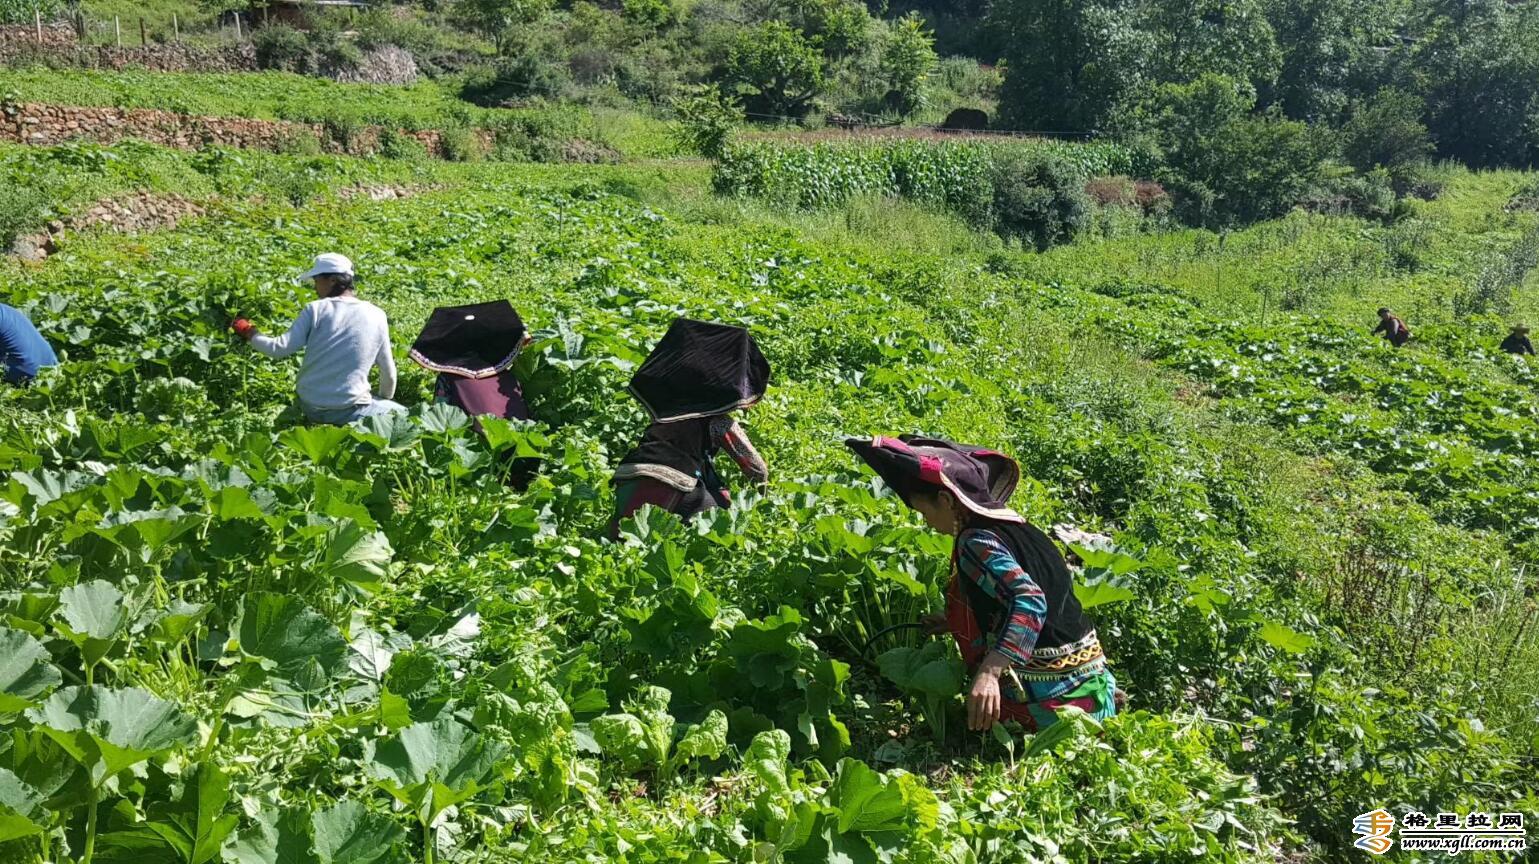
[230,253,405,425]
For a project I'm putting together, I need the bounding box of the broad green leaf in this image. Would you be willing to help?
[97,507,202,554]
[143,762,240,864]
[224,807,315,864]
[355,412,420,451]
[1022,706,1100,759]
[279,426,353,464]
[0,627,61,711]
[673,710,728,764]
[0,767,46,842]
[828,759,909,834]
[590,713,651,771]
[876,643,962,698]
[364,719,509,824]
[417,403,470,435]
[27,685,198,785]
[313,800,406,864]
[1258,621,1314,654]
[55,580,130,670]
[478,417,548,457]
[1064,542,1145,575]
[210,486,266,521]
[236,593,348,681]
[10,468,97,509]
[322,520,394,592]
[744,729,791,794]
[1073,581,1137,609]
[136,600,213,644]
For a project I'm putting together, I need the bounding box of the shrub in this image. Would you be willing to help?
[438,126,483,162]
[1146,74,1323,228]
[621,0,674,29]
[669,84,742,158]
[0,0,61,24]
[0,180,50,249]
[379,128,429,161]
[252,24,312,73]
[276,128,324,156]
[987,149,1092,249]
[321,111,368,154]
[1339,88,1434,190]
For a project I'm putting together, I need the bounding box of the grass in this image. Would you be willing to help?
[77,0,224,47]
[0,67,680,158]
[1015,164,1539,334]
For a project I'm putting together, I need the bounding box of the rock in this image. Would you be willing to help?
[9,232,53,261]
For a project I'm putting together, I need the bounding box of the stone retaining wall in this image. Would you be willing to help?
[1,102,471,158]
[0,24,256,73]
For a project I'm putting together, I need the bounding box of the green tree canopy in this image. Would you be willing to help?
[725,21,827,119]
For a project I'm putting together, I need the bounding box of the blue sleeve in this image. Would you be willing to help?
[956,529,1048,666]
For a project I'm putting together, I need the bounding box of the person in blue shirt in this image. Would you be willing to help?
[0,303,59,385]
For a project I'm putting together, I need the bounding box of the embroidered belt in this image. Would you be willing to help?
[1020,630,1106,678]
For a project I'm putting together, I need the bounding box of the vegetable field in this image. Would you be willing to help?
[0,141,1536,863]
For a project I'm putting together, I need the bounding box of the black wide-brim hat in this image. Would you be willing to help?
[845,435,1024,523]
[409,300,528,379]
[629,318,771,423]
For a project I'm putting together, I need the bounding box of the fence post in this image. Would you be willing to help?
[234,13,241,39]
[139,17,146,46]
[114,15,121,48]
[172,13,179,41]
[35,6,42,43]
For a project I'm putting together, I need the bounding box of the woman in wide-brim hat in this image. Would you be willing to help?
[1501,324,1535,356]
[846,435,1118,733]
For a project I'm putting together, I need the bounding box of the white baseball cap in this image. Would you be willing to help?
[297,252,354,281]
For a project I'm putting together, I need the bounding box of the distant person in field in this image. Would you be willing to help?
[846,435,1118,735]
[1501,325,1535,356]
[1373,307,1411,347]
[231,253,406,425]
[608,319,770,538]
[0,302,58,386]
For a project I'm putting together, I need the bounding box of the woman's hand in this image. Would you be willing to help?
[967,652,1011,731]
[919,612,948,635]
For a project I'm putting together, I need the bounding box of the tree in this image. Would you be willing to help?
[1147,73,1323,226]
[725,21,827,119]
[987,0,1152,133]
[1261,0,1399,122]
[771,0,875,60]
[1138,0,1282,90]
[622,0,677,30]
[453,0,553,49]
[1415,0,1539,168]
[1339,88,1433,184]
[880,13,938,117]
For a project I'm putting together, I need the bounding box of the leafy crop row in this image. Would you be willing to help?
[0,148,1534,862]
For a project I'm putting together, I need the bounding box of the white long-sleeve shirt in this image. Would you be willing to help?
[250,296,397,411]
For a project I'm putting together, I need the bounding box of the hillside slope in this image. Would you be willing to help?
[0,144,1534,862]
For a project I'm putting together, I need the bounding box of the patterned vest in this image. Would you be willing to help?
[957,520,1103,678]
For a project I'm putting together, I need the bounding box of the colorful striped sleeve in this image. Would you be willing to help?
[956,528,1047,666]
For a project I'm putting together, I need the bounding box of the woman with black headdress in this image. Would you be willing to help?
[846,435,1118,734]
[608,319,770,537]
[409,300,533,424]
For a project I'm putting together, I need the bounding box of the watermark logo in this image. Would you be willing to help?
[1353,809,1527,855]
[1352,809,1395,855]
